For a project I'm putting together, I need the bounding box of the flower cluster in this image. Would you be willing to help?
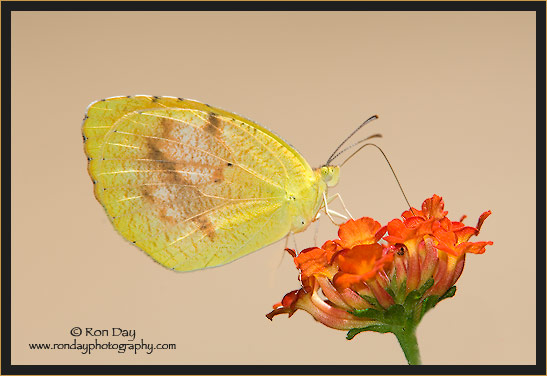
[267,195,492,347]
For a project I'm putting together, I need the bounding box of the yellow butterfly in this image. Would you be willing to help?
[82,95,377,272]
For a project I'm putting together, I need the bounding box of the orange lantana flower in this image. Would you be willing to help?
[266,219,392,329]
[384,195,492,295]
[267,195,493,365]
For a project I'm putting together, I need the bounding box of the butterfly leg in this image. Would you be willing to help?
[274,232,298,271]
[282,232,298,255]
[313,218,321,246]
[269,234,291,285]
[322,192,349,225]
[327,192,354,220]
[275,234,291,269]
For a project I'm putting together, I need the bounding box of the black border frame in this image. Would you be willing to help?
[2,1,545,375]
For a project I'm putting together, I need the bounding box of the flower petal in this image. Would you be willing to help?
[336,217,384,249]
[337,244,384,276]
[476,210,492,232]
[294,247,338,287]
[455,241,493,255]
[421,194,448,220]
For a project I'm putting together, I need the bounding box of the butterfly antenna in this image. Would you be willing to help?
[325,115,379,166]
[339,143,415,214]
[327,133,383,163]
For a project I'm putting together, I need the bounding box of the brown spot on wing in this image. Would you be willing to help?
[147,142,183,185]
[194,214,215,240]
[211,167,224,183]
[204,113,223,136]
[141,185,153,201]
[140,116,218,240]
[160,117,179,138]
[159,209,178,226]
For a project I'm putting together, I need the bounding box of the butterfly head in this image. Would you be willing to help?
[319,165,340,188]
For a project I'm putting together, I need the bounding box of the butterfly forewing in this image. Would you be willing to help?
[83,96,317,271]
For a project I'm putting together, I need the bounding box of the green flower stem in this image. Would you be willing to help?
[393,327,421,365]
[348,279,454,364]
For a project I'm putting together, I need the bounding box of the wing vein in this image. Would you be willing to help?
[191,110,290,183]
[202,202,284,268]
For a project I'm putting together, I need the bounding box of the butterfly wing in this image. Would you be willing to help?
[83,96,319,271]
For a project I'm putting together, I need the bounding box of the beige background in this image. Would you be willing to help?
[11,11,536,365]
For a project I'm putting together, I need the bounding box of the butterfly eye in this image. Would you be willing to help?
[320,166,340,187]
